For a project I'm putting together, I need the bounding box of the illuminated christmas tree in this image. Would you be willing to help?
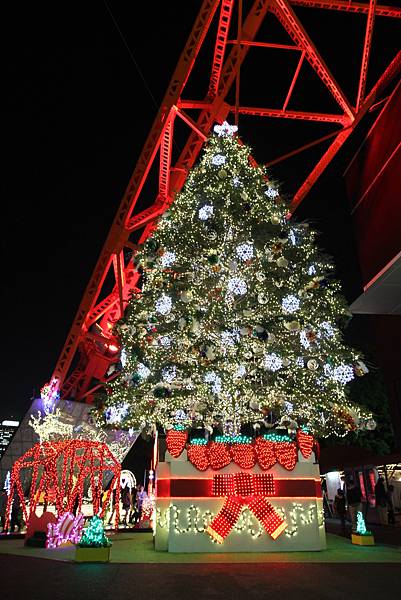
[98,123,374,439]
[78,516,111,548]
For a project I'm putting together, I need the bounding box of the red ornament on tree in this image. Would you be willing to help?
[255,437,276,470]
[230,443,256,469]
[187,444,209,471]
[274,441,297,471]
[296,429,314,459]
[166,429,188,458]
[208,442,232,470]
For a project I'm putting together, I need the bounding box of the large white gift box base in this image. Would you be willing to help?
[155,449,326,553]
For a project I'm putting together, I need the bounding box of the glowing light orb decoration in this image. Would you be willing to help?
[204,371,222,394]
[263,353,283,372]
[221,329,240,347]
[324,363,354,384]
[289,230,297,245]
[236,243,254,261]
[4,440,121,531]
[160,251,176,267]
[227,277,247,295]
[137,363,151,379]
[282,295,300,314]
[105,403,129,425]
[235,364,246,378]
[332,364,354,384]
[300,330,310,349]
[155,294,172,315]
[265,187,279,199]
[198,205,214,220]
[211,154,226,166]
[162,365,176,383]
[319,321,335,338]
[120,347,127,367]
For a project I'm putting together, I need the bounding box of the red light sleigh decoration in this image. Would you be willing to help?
[5,440,121,531]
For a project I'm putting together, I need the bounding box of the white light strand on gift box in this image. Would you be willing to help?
[157,502,317,540]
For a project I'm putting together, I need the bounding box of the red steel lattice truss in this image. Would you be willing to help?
[48,0,401,402]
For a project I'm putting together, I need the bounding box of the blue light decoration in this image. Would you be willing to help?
[356,511,371,536]
[40,378,60,415]
[3,471,11,495]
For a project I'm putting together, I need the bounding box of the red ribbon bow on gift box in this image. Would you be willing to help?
[206,472,287,544]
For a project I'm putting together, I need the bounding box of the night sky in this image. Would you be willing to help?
[2,2,401,424]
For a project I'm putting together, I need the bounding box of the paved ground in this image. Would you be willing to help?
[325,516,401,546]
[0,554,400,600]
[1,532,400,563]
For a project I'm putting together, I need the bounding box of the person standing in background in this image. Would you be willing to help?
[375,476,388,525]
[386,484,395,525]
[346,478,362,533]
[334,488,347,536]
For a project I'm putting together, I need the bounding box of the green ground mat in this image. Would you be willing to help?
[0,533,400,563]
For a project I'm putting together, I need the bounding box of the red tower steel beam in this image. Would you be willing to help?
[52,0,220,391]
[269,0,355,121]
[288,0,401,18]
[283,50,305,111]
[356,0,377,110]
[47,0,401,401]
[208,0,236,97]
[236,105,346,123]
[169,0,271,192]
[289,49,401,211]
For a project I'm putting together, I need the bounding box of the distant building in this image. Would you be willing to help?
[0,420,19,459]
